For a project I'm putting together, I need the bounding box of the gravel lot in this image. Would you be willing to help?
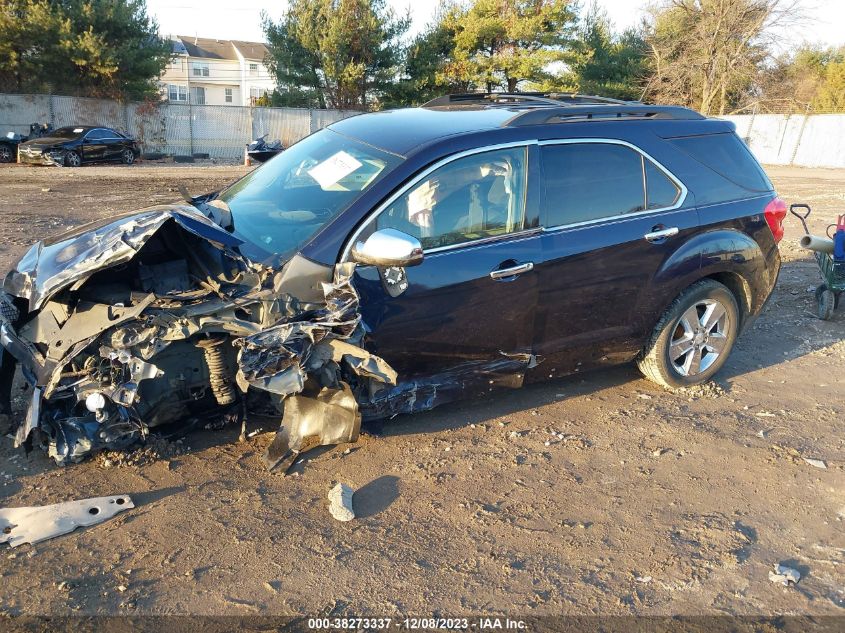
[0,161,842,618]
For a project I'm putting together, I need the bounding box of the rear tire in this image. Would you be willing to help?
[0,143,13,163]
[816,284,835,320]
[637,280,740,389]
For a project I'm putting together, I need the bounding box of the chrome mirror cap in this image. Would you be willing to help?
[350,228,424,268]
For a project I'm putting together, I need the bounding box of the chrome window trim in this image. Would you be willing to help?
[538,138,689,233]
[426,226,543,256]
[340,140,539,262]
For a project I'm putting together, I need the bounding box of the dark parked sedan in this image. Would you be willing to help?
[17,125,140,167]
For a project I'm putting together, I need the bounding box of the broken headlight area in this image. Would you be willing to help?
[0,205,398,472]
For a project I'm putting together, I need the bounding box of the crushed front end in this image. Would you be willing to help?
[0,204,397,471]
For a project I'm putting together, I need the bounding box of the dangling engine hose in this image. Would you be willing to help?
[196,337,237,405]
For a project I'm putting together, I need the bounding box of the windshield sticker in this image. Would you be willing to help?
[73,128,84,133]
[307,151,363,190]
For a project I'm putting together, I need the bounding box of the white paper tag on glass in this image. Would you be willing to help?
[307,151,363,189]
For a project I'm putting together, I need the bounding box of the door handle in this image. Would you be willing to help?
[644,226,679,242]
[490,262,534,280]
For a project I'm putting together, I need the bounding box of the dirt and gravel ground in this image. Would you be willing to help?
[0,162,842,618]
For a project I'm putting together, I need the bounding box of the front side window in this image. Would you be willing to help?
[542,143,680,227]
[373,147,528,250]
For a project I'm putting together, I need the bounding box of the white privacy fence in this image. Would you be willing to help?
[722,114,845,168]
[0,93,359,160]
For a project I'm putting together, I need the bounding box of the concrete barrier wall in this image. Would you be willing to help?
[0,94,359,160]
[722,114,845,168]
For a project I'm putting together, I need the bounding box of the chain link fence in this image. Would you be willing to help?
[0,93,359,160]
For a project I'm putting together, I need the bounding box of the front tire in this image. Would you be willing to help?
[0,143,13,163]
[121,149,135,165]
[64,151,81,167]
[637,280,740,389]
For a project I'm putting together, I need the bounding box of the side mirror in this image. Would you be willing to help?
[351,228,424,268]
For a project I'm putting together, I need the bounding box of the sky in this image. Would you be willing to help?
[146,0,845,51]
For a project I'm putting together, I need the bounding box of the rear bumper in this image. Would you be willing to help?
[741,239,781,333]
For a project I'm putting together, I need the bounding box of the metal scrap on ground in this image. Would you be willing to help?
[0,495,134,547]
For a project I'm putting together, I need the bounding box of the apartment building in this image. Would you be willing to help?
[160,36,277,106]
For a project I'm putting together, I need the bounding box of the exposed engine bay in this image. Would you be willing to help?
[0,204,398,472]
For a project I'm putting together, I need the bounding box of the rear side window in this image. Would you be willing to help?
[669,133,771,192]
[541,143,680,227]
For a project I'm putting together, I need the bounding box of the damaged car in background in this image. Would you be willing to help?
[0,93,783,472]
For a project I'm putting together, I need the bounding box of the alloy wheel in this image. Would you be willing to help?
[66,152,81,167]
[669,299,730,377]
[122,149,134,165]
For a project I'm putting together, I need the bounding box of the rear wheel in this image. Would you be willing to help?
[637,280,740,388]
[64,151,81,167]
[816,284,835,320]
[0,143,13,163]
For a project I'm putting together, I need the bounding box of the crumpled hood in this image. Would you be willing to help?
[4,204,248,312]
[20,137,71,150]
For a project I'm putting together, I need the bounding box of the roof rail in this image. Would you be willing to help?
[423,92,565,107]
[504,104,705,127]
[544,92,634,105]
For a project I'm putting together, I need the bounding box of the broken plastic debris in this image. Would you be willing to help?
[802,457,827,469]
[328,483,355,522]
[768,564,801,586]
[0,495,134,547]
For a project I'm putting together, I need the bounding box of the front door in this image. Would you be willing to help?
[533,140,700,371]
[350,144,541,412]
[81,129,108,162]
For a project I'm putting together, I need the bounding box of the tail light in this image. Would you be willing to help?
[764,197,787,243]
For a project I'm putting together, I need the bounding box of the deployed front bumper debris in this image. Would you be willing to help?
[0,204,397,472]
[0,495,134,547]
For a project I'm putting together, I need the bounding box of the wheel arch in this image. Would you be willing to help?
[702,270,752,327]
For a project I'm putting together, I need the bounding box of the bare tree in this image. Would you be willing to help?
[643,0,803,115]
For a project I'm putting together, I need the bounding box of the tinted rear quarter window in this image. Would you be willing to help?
[645,160,680,209]
[669,133,772,194]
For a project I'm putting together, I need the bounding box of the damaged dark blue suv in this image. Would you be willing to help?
[0,93,783,470]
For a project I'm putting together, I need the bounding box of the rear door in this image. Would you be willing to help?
[350,144,541,387]
[534,139,700,371]
[100,129,125,160]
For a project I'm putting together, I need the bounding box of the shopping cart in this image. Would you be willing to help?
[791,203,845,320]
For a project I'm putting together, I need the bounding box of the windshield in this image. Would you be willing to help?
[219,128,401,262]
[50,127,86,139]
